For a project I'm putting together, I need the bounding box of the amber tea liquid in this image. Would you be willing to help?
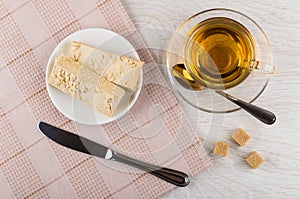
[184,17,257,89]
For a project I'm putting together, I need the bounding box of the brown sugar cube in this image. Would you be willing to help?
[213,142,229,157]
[246,151,264,169]
[232,128,251,146]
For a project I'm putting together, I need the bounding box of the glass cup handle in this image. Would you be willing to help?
[252,60,275,74]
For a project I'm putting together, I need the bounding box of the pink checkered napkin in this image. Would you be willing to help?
[0,0,211,198]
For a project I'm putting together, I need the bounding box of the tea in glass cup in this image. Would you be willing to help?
[184,17,257,90]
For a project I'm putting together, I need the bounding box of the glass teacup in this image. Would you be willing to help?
[167,8,274,113]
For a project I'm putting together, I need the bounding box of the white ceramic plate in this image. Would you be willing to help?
[46,28,143,125]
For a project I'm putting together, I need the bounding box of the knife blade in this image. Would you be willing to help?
[38,122,190,187]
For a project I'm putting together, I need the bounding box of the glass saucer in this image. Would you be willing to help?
[167,8,274,113]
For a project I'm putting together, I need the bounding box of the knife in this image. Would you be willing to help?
[38,122,190,187]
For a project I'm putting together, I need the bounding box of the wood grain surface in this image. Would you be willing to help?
[122,0,300,198]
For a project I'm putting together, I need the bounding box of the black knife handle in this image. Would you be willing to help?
[111,152,190,187]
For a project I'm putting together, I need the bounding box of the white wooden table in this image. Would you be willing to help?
[122,0,300,198]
